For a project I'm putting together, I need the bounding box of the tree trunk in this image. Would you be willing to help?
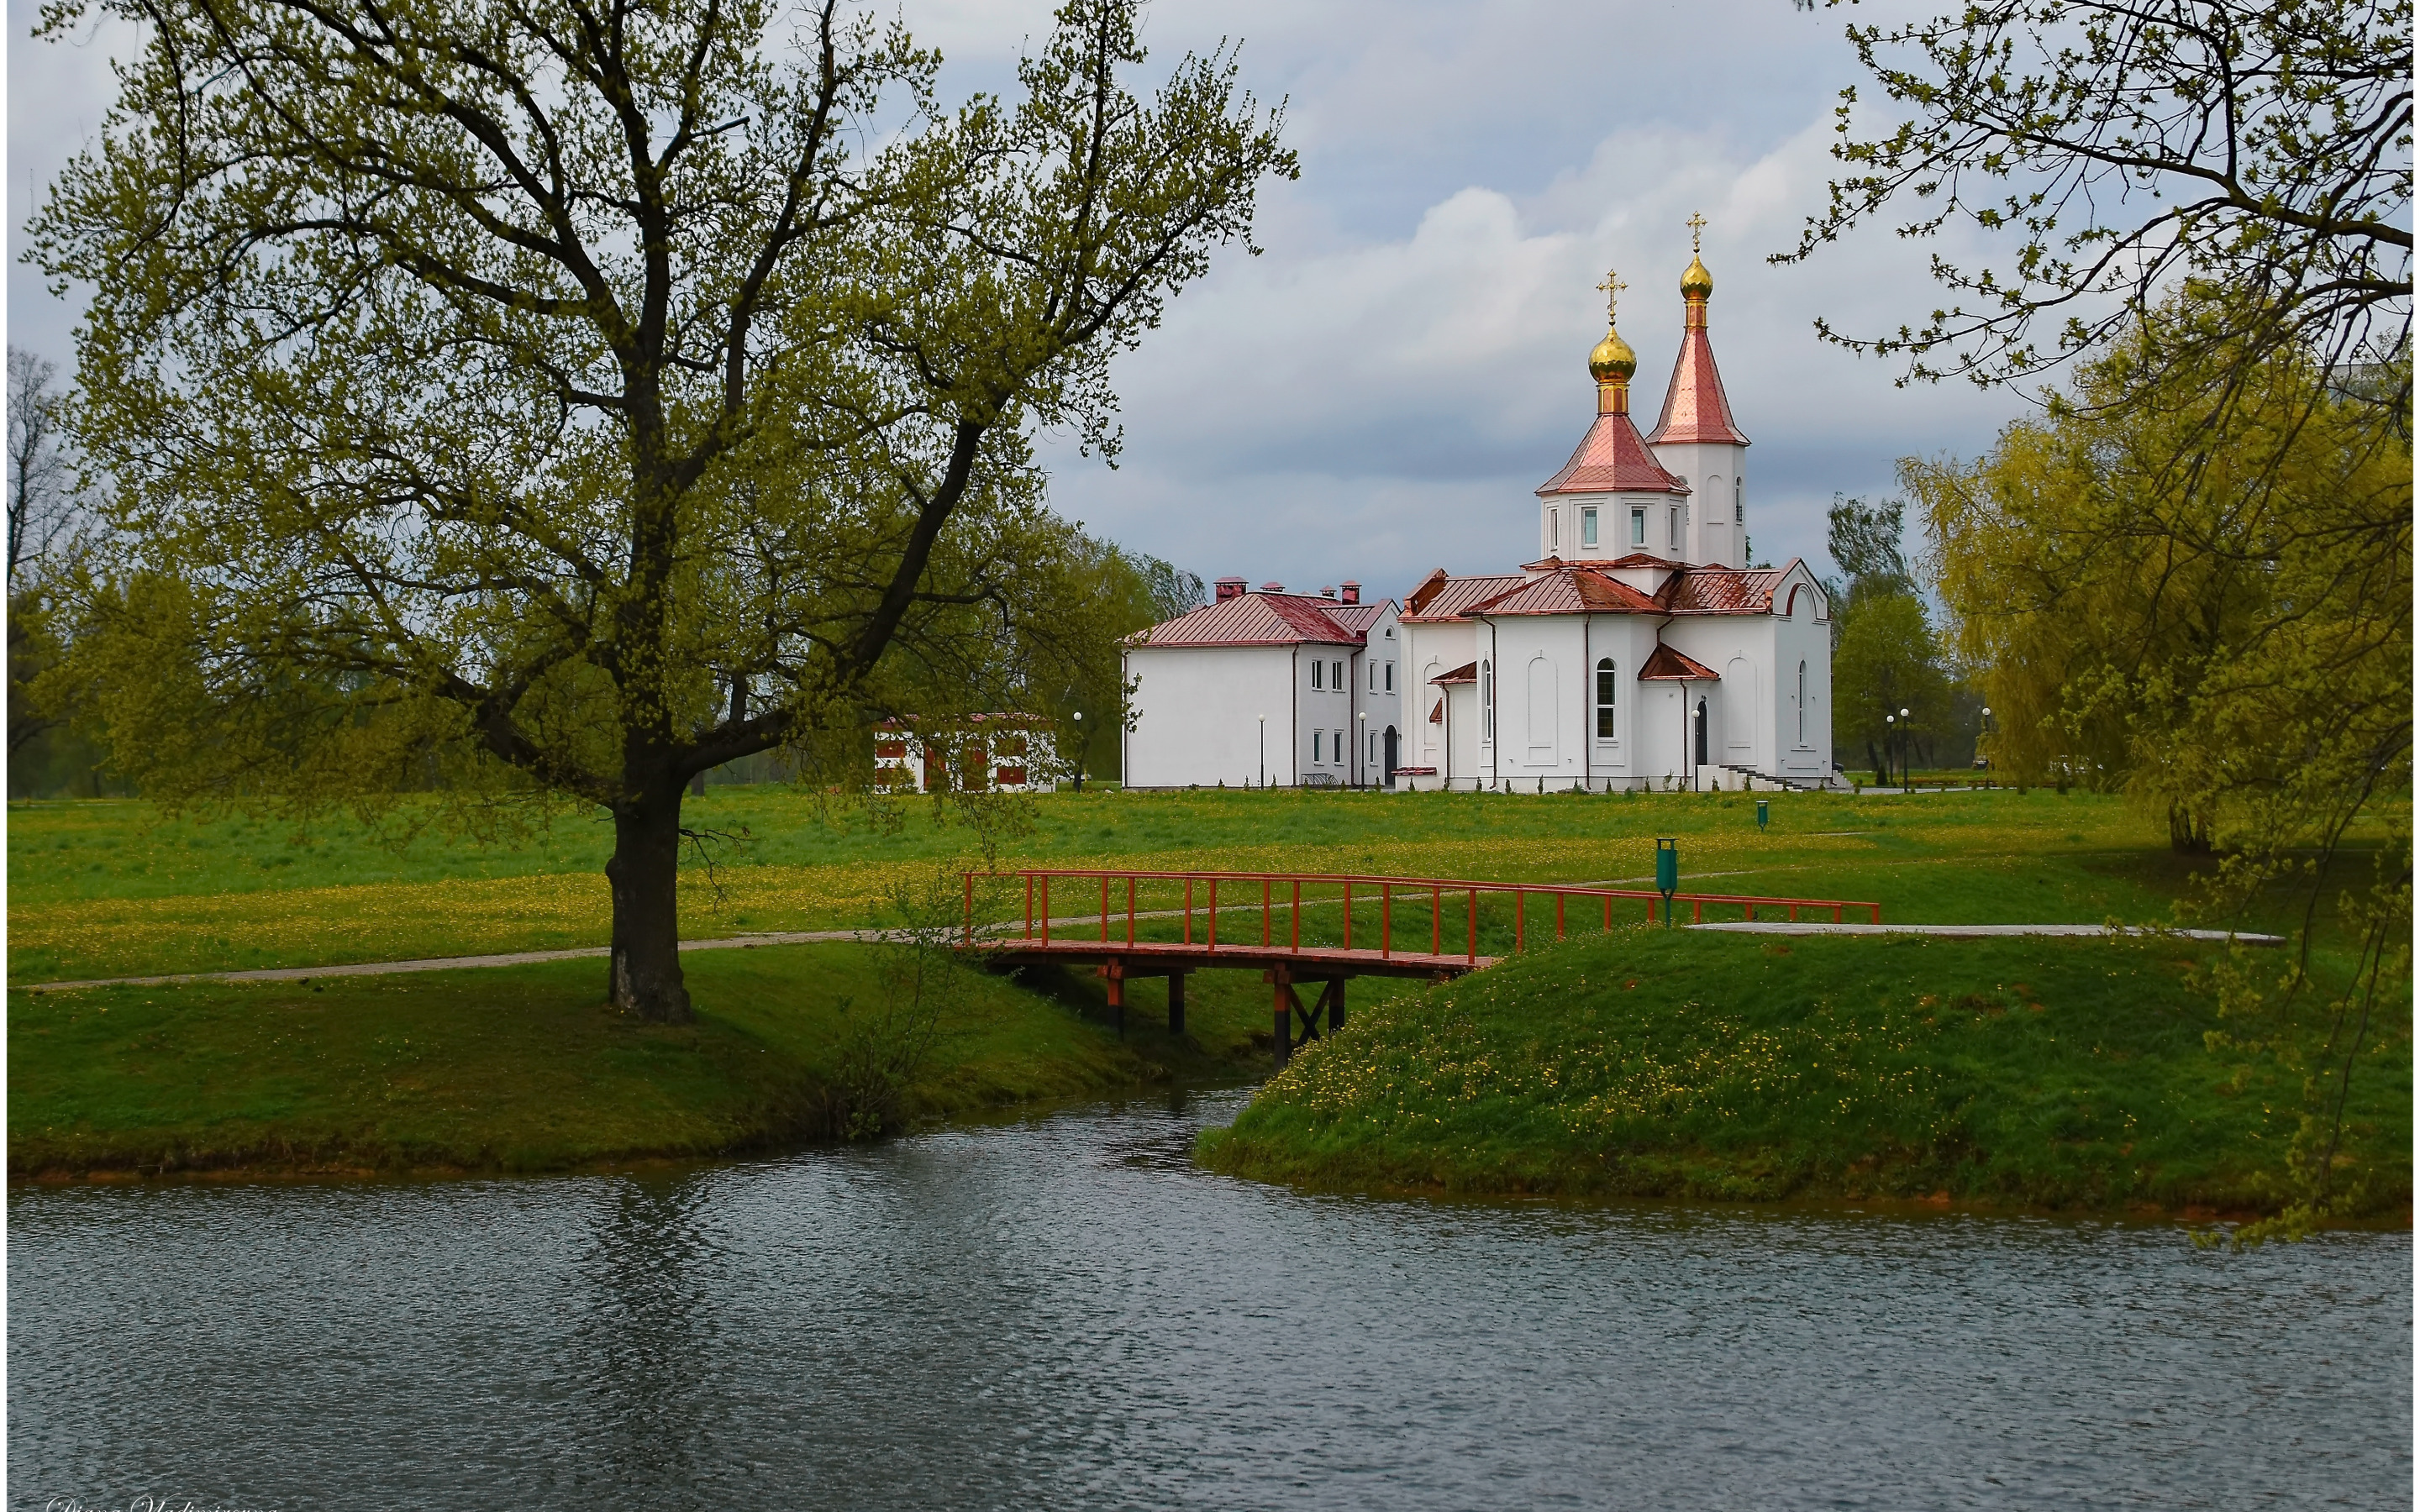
[2167,801,2214,854]
[606,791,694,1023]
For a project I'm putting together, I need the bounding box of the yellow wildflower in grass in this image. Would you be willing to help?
[11,788,2184,980]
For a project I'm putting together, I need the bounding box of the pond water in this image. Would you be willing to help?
[9,1091,2411,1509]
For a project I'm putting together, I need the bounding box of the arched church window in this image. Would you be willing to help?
[1595,658,1617,738]
[1481,661,1494,741]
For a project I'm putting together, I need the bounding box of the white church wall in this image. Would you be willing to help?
[1663,617,1773,781]
[1542,491,1697,565]
[1402,617,1481,774]
[1637,680,1691,785]
[1446,682,1479,786]
[1773,569,1833,778]
[1476,617,1592,788]
[1585,617,1655,782]
[1649,438,1749,569]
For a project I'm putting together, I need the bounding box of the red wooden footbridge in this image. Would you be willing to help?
[960,869,1881,1065]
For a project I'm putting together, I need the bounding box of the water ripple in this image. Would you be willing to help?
[10,1091,2410,1509]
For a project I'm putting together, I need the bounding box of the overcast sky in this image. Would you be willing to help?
[8,0,2028,603]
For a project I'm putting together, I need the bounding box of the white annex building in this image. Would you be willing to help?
[1121,580,1402,788]
[1123,242,1834,793]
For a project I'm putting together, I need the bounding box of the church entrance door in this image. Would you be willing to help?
[1383,726,1399,787]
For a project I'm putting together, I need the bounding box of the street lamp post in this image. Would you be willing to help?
[1978,705,1993,774]
[1357,710,1367,790]
[1257,714,1266,790]
[1884,711,1896,790]
[1070,710,1084,791]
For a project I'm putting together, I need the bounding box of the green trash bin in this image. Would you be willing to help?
[1756,800,1769,831]
[1655,837,1678,927]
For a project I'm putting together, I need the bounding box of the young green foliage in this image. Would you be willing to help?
[1907,297,2412,1232]
[1780,0,2411,394]
[31,0,1295,1021]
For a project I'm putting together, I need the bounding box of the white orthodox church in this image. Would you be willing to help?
[1123,243,1835,793]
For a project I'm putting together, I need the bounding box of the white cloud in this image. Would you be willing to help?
[1044,110,2021,597]
[8,0,2030,599]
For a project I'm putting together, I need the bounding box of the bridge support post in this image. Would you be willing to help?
[1271,975,1298,1068]
[1324,978,1344,1032]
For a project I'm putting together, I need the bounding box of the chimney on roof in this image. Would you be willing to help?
[1260,581,1285,593]
[1319,585,1337,599]
[1339,580,1360,604]
[1213,576,1246,602]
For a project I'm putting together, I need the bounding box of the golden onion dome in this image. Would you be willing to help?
[1681,254,1713,299]
[1588,326,1637,381]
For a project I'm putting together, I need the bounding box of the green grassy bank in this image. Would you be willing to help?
[11,785,2405,1194]
[8,942,1293,1178]
[1198,929,2412,1217]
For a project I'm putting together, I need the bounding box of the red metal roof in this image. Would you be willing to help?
[1129,591,1367,648]
[1465,566,1664,617]
[1431,660,1479,685]
[1645,320,1750,447]
[1659,564,1792,615]
[1638,643,1721,680]
[1399,573,1527,623]
[1535,411,1687,497]
[1326,601,1391,637]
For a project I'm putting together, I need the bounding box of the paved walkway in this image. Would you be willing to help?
[19,929,881,993]
[19,911,2283,993]
[1689,922,2284,943]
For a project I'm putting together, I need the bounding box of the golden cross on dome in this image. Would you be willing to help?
[1687,212,1707,253]
[1596,266,1627,325]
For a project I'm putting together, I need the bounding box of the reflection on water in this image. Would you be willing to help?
[10,1091,2411,1509]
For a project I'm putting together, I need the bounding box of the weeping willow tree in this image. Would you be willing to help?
[1907,295,2411,1236]
[30,0,1294,1021]
[1911,304,2409,851]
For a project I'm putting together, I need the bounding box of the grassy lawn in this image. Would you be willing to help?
[8,783,2370,983]
[9,784,2403,1199]
[8,941,1299,1177]
[1198,928,2412,1216]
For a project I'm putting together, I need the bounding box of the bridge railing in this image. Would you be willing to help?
[960,869,1881,963]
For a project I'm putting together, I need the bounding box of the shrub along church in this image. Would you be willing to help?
[1123,234,1835,792]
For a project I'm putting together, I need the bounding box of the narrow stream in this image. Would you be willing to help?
[9,1091,2410,1509]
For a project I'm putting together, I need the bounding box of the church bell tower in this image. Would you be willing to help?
[1645,215,1751,569]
